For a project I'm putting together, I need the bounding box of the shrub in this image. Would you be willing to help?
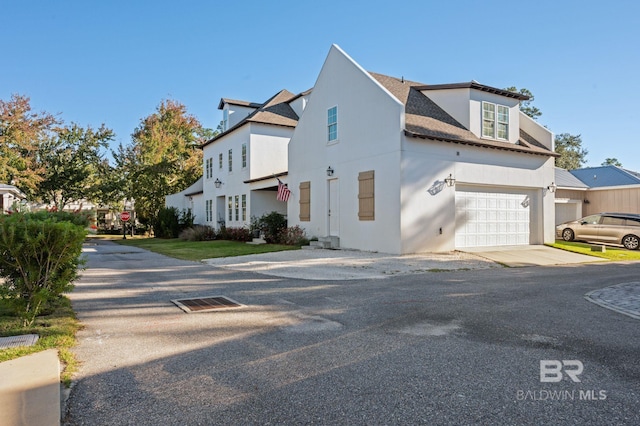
[217,226,252,242]
[154,207,180,238]
[179,225,216,241]
[0,213,86,326]
[25,210,90,227]
[254,212,287,243]
[279,226,309,246]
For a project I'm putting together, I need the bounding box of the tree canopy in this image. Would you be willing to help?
[0,94,58,198]
[117,99,212,226]
[555,133,588,170]
[504,87,541,120]
[601,158,622,167]
[0,94,114,208]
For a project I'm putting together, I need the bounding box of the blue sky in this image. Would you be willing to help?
[2,0,639,171]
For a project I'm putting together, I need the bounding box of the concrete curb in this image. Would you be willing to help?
[0,349,61,426]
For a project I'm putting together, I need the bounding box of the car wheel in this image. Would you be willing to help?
[622,234,640,250]
[562,228,574,242]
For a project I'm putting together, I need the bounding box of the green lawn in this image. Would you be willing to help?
[0,296,81,386]
[549,240,640,261]
[114,237,300,261]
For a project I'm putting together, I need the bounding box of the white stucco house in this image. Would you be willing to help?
[286,45,558,254]
[188,89,310,228]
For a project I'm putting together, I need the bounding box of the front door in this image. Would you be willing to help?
[328,179,339,236]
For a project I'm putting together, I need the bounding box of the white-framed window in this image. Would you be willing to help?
[482,102,509,140]
[228,196,233,221]
[205,199,213,222]
[218,153,223,170]
[241,194,246,221]
[223,109,229,131]
[242,143,247,169]
[228,149,233,172]
[205,158,213,179]
[327,106,338,142]
[234,195,239,221]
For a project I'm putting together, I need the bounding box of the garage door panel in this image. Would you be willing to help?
[456,190,530,248]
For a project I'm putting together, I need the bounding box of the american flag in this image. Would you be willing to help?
[277,178,291,202]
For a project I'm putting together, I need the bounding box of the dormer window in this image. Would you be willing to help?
[482,102,509,140]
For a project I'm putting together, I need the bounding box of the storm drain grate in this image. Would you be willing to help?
[0,334,39,350]
[171,296,245,313]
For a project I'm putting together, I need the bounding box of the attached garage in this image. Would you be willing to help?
[455,188,532,248]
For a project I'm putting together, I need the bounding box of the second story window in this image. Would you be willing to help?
[219,153,223,170]
[228,149,233,172]
[223,109,229,131]
[328,106,338,142]
[482,102,509,141]
[242,144,247,169]
[205,158,213,179]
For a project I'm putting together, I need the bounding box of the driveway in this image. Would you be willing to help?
[202,245,601,280]
[64,240,640,425]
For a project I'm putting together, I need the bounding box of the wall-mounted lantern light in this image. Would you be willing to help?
[547,182,557,193]
[214,178,223,188]
[326,166,334,177]
[444,174,456,187]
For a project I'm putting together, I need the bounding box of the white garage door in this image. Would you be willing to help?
[455,190,530,248]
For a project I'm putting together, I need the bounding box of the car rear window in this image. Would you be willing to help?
[626,219,640,227]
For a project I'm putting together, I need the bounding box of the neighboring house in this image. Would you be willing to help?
[554,167,589,225]
[0,184,26,213]
[193,89,310,228]
[555,166,640,222]
[165,177,204,223]
[287,45,557,254]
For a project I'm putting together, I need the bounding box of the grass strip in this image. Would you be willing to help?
[0,296,81,386]
[548,241,640,261]
[112,237,299,261]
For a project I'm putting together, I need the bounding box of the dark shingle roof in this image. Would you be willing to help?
[570,166,640,188]
[217,98,262,110]
[369,72,556,157]
[203,90,300,148]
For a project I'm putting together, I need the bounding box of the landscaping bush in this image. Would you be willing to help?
[279,225,309,246]
[254,212,287,243]
[24,210,90,227]
[179,225,216,241]
[217,226,252,242]
[0,213,86,326]
[154,207,194,238]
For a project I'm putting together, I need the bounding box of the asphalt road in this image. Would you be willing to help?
[63,240,640,425]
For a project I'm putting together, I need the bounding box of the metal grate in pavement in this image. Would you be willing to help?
[0,334,39,350]
[171,296,245,313]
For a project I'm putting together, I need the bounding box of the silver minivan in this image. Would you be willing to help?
[556,213,640,250]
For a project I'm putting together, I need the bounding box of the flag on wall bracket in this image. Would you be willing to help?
[276,178,291,202]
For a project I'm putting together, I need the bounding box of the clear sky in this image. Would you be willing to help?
[2,0,639,172]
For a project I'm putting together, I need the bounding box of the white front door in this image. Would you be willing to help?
[328,179,339,236]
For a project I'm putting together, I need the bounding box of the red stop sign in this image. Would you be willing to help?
[120,211,131,222]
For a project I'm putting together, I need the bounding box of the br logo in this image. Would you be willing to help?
[540,360,583,383]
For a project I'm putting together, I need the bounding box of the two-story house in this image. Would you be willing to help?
[286,45,557,254]
[188,89,310,228]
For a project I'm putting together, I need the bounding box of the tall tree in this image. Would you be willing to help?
[555,133,588,170]
[504,87,542,120]
[601,158,622,167]
[36,123,114,209]
[0,94,58,197]
[127,99,209,225]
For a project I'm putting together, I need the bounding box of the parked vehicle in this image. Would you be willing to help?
[556,213,640,250]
